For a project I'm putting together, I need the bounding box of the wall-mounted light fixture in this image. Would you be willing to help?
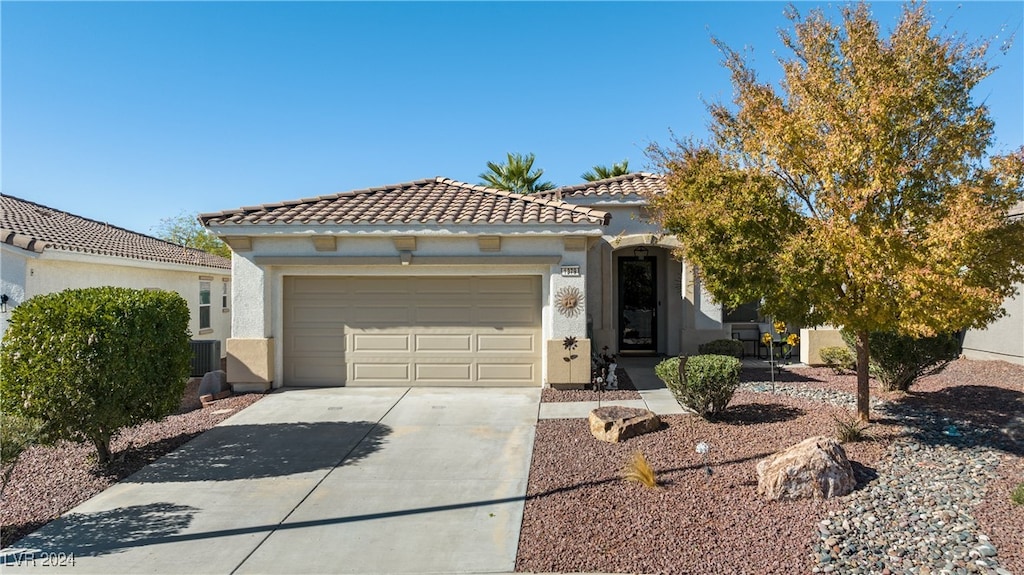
[1,294,9,313]
[633,246,649,260]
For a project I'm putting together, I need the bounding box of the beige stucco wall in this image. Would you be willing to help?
[962,285,1024,366]
[8,250,230,352]
[799,327,846,366]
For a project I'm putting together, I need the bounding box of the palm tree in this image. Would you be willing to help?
[581,159,630,181]
[479,152,555,194]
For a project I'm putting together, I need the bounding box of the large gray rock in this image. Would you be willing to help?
[198,370,228,397]
[589,406,661,443]
[756,436,855,501]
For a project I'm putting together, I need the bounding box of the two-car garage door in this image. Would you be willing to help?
[283,276,542,387]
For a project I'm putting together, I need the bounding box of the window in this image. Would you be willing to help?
[222,280,230,310]
[199,280,211,329]
[723,300,760,324]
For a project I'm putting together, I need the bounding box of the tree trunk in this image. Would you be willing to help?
[855,330,871,422]
[93,438,112,466]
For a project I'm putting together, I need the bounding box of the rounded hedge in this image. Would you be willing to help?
[655,354,742,420]
[698,339,745,358]
[0,287,191,464]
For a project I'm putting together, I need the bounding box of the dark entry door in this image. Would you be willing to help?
[618,256,657,351]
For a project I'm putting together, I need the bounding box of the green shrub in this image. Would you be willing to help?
[1012,483,1024,506]
[0,287,192,465]
[842,330,960,392]
[698,339,744,358]
[655,355,742,420]
[819,346,856,374]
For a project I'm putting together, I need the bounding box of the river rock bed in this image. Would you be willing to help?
[518,360,1023,574]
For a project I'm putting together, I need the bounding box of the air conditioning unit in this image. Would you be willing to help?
[189,339,221,377]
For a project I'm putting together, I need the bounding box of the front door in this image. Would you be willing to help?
[618,256,657,352]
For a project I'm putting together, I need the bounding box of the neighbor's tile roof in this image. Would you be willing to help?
[199,177,610,226]
[1,194,230,270]
[533,172,668,201]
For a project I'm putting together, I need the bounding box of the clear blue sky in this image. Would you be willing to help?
[3,1,1022,235]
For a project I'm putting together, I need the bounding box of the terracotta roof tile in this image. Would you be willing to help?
[533,172,667,201]
[200,177,610,227]
[1,194,231,270]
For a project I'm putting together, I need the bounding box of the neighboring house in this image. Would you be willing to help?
[200,174,739,391]
[1,194,232,351]
[961,201,1024,366]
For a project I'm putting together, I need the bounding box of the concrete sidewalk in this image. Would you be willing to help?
[1,387,540,574]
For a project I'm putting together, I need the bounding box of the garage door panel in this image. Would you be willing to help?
[349,277,413,295]
[479,305,538,326]
[415,305,474,325]
[286,332,346,354]
[352,334,410,352]
[477,334,535,352]
[288,304,349,325]
[350,305,412,325]
[477,363,534,382]
[284,276,541,387]
[291,362,345,385]
[415,363,473,381]
[291,277,351,295]
[416,277,472,294]
[477,276,535,294]
[415,334,473,352]
[353,363,411,381]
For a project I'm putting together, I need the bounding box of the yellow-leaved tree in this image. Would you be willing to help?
[647,2,1024,421]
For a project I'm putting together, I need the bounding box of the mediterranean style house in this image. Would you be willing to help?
[0,194,231,350]
[200,173,740,391]
[200,174,1023,390]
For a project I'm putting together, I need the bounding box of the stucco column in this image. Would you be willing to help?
[226,253,274,391]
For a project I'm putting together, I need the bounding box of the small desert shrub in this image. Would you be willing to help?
[0,287,192,465]
[1012,483,1024,506]
[656,355,742,420]
[842,330,960,392]
[698,339,744,358]
[622,451,659,489]
[820,346,856,374]
[833,412,871,443]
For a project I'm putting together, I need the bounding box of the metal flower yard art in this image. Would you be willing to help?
[562,336,579,386]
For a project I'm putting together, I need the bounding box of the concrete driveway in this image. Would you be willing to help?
[1,387,540,574]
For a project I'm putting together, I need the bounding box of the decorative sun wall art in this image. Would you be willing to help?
[554,286,584,318]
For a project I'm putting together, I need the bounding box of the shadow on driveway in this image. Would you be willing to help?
[125,421,392,483]
[1,503,198,561]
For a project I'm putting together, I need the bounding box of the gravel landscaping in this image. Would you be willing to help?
[517,359,1024,575]
[541,367,642,403]
[0,380,264,548]
[3,358,1021,573]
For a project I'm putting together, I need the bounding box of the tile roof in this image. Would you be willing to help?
[533,172,668,201]
[199,177,610,227]
[1,194,231,270]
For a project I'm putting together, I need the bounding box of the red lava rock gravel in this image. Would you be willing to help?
[517,359,1024,574]
[0,380,263,548]
[541,368,642,403]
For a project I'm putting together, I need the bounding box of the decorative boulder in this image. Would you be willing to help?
[756,436,856,501]
[589,406,661,443]
[198,370,229,397]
